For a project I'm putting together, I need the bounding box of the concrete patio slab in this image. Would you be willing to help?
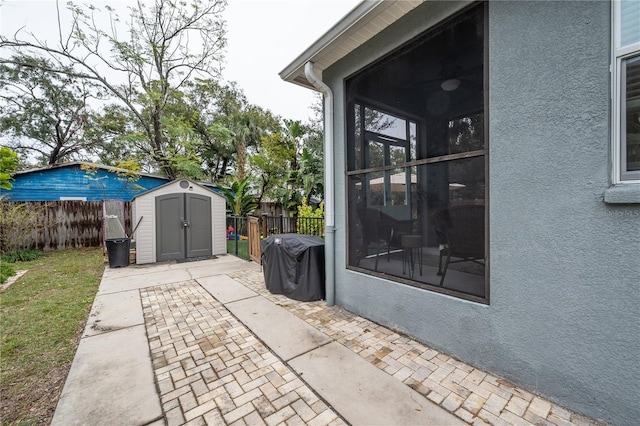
[226,295,331,361]
[101,254,257,278]
[289,341,465,426]
[83,290,144,337]
[186,258,261,279]
[97,268,193,294]
[51,325,161,426]
[197,275,258,303]
[101,262,176,279]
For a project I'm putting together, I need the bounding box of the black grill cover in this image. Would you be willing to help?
[261,234,325,302]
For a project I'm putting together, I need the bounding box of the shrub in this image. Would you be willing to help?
[1,250,44,263]
[0,202,46,254]
[297,200,324,236]
[1,261,15,284]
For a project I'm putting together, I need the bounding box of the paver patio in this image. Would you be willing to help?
[228,269,606,426]
[141,281,346,426]
[54,255,608,426]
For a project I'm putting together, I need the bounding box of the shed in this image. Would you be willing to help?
[131,179,226,264]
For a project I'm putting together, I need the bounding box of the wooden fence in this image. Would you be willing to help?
[0,201,131,252]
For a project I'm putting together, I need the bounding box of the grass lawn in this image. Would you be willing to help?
[227,238,249,260]
[0,247,105,425]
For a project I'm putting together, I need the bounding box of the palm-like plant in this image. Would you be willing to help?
[299,147,323,204]
[230,108,265,181]
[219,176,257,216]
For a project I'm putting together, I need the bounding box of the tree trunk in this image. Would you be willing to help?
[50,122,64,164]
[236,139,245,181]
[219,157,228,180]
[152,109,176,180]
[48,146,60,165]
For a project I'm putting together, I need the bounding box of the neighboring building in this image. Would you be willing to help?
[281,1,639,425]
[0,162,169,202]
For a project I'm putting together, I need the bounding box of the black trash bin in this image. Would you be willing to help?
[261,234,325,302]
[105,238,131,268]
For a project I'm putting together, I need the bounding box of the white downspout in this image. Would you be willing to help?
[304,61,336,306]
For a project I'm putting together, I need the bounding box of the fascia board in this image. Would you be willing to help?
[279,0,387,90]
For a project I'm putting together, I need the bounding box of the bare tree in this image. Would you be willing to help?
[1,0,227,179]
[0,56,101,165]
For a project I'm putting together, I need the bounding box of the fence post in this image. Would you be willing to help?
[279,214,284,234]
[261,213,268,238]
[234,215,239,256]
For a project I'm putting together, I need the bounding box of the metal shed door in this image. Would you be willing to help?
[186,193,212,258]
[156,193,212,261]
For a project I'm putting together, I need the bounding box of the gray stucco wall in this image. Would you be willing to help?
[324,2,640,425]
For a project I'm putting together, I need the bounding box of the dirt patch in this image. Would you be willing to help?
[0,330,83,426]
[0,362,71,425]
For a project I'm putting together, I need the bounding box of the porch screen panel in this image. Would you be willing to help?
[345,3,487,302]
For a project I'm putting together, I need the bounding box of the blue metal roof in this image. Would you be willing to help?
[0,162,169,202]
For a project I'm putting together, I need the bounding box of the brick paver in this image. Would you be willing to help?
[137,266,607,426]
[140,281,346,426]
[229,269,608,426]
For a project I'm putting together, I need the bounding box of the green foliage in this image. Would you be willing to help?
[275,180,303,216]
[229,105,279,181]
[297,200,325,236]
[86,105,150,168]
[1,1,327,214]
[1,250,43,282]
[170,154,204,180]
[0,202,46,254]
[182,80,242,182]
[305,93,325,158]
[0,261,15,284]
[297,199,324,218]
[0,56,101,165]
[299,147,323,204]
[114,159,142,175]
[0,146,19,190]
[249,119,323,215]
[1,250,44,263]
[262,131,296,164]
[219,176,258,216]
[250,132,293,203]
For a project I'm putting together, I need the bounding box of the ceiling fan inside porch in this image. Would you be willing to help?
[404,62,482,92]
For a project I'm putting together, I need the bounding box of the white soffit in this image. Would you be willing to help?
[279,0,424,90]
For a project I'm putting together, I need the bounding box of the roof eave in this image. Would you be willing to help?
[279,0,384,90]
[279,0,424,90]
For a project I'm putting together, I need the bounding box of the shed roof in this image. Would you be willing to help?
[131,178,225,201]
[279,0,423,90]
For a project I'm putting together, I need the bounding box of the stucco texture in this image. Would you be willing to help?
[325,2,640,425]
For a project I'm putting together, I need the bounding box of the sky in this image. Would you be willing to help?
[222,0,361,121]
[0,0,361,122]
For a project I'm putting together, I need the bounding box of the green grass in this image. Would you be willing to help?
[0,247,105,425]
[1,250,43,284]
[0,261,15,284]
[227,238,249,260]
